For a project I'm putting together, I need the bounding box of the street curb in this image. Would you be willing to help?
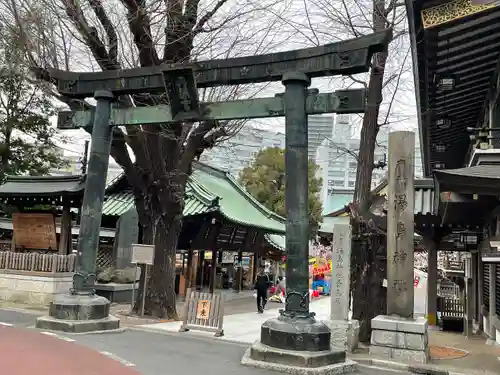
[0,306,46,315]
[28,326,128,335]
[354,358,470,375]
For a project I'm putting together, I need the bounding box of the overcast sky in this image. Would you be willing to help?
[45,0,418,158]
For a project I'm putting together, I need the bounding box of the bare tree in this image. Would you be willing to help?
[280,0,413,340]
[0,0,291,319]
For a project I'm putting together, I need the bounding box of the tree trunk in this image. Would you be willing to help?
[145,208,183,319]
[132,191,184,319]
[350,0,389,341]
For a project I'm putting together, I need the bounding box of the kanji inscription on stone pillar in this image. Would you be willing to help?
[330,223,352,321]
[387,131,415,318]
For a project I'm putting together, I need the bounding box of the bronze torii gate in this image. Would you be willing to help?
[33,29,392,370]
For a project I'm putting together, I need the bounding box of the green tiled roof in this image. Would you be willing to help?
[103,162,285,234]
[0,175,86,196]
[323,193,353,215]
[191,164,285,233]
[102,191,135,216]
[265,234,285,251]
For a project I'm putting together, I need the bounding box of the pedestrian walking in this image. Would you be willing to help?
[254,266,271,313]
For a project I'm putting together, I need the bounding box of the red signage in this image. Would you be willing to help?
[414,276,420,288]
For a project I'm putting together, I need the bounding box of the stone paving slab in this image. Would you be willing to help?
[0,325,140,375]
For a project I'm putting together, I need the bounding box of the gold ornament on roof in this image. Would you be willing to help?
[421,0,497,29]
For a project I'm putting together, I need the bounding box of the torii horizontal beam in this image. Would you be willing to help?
[57,89,366,129]
[33,30,392,98]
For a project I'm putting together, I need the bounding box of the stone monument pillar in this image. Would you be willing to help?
[370,131,429,364]
[324,223,359,352]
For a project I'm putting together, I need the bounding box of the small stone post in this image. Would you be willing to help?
[326,223,359,352]
[370,131,429,364]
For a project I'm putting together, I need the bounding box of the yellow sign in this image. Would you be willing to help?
[196,300,211,320]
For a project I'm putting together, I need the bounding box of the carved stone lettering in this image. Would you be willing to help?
[395,193,408,212]
[392,249,408,264]
[395,159,407,192]
[396,221,406,238]
[386,131,415,317]
[392,280,408,293]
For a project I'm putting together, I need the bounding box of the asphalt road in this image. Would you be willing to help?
[0,307,42,327]
[39,328,408,375]
[0,307,407,375]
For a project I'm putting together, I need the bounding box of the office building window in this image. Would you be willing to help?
[333,180,344,187]
[328,170,345,178]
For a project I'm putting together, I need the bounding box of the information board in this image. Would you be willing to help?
[12,213,57,250]
[131,244,155,265]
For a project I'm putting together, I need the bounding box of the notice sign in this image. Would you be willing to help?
[196,300,211,320]
[12,213,57,250]
[131,244,155,265]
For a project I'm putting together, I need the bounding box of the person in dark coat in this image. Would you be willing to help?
[254,267,271,313]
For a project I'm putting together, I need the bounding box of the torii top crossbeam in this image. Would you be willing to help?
[32,30,392,99]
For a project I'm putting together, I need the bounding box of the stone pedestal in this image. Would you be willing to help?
[323,319,359,353]
[35,294,120,333]
[241,315,357,374]
[369,315,429,364]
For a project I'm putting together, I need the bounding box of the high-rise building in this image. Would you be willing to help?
[308,115,335,161]
[316,114,388,205]
[198,126,285,177]
[199,117,335,177]
[316,115,424,208]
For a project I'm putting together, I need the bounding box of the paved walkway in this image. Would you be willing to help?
[139,296,334,343]
[0,325,141,375]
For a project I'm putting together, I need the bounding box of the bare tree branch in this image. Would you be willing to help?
[88,0,118,66]
[120,0,159,66]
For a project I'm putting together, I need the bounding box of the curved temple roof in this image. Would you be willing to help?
[0,175,86,196]
[103,162,285,234]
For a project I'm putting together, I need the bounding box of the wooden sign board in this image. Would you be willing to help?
[12,213,57,250]
[196,300,211,320]
[131,244,155,265]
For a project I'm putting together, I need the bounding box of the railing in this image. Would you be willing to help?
[484,263,490,310]
[438,280,460,298]
[0,251,76,273]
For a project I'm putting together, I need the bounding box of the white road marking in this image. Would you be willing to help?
[0,322,13,327]
[99,351,136,367]
[40,331,75,342]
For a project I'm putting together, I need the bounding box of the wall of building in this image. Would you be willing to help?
[0,272,73,305]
